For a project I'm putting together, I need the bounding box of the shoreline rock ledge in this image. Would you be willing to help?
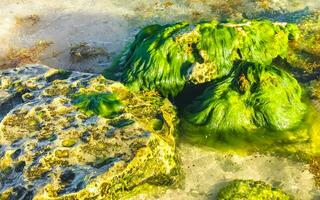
[0,65,180,200]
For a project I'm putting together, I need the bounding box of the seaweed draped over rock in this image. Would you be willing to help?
[72,92,124,118]
[183,62,306,135]
[111,19,316,155]
[217,180,291,200]
[114,19,299,97]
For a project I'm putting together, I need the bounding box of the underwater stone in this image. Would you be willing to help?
[0,65,179,199]
[217,179,290,200]
[114,19,299,97]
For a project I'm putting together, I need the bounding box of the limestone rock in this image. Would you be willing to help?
[0,65,179,199]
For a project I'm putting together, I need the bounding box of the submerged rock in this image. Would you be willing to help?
[179,62,320,155]
[217,179,290,200]
[111,19,299,97]
[0,65,180,199]
[108,19,320,156]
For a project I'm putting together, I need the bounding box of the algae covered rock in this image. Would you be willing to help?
[181,62,311,151]
[109,19,318,155]
[217,180,291,200]
[0,65,180,199]
[183,62,306,133]
[113,19,299,97]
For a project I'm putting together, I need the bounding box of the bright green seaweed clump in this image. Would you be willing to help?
[217,180,291,200]
[72,92,124,117]
[182,62,306,142]
[115,20,299,97]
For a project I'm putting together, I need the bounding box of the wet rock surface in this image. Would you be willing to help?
[0,65,179,199]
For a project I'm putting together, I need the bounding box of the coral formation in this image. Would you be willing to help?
[115,19,298,96]
[0,65,180,199]
[217,179,291,200]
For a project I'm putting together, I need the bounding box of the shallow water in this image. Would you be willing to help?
[0,0,319,73]
[0,0,320,199]
[150,144,318,200]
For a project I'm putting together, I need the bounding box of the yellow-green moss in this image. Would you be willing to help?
[217,180,291,200]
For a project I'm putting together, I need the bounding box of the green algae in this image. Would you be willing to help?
[183,62,306,133]
[180,95,320,158]
[72,92,124,118]
[108,18,320,158]
[180,63,320,157]
[178,62,320,157]
[217,179,291,200]
[114,19,299,97]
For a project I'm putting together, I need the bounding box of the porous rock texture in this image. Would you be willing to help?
[0,65,180,200]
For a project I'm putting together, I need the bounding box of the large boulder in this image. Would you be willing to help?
[183,62,306,133]
[110,19,299,97]
[0,65,180,199]
[181,62,311,150]
[106,19,320,156]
